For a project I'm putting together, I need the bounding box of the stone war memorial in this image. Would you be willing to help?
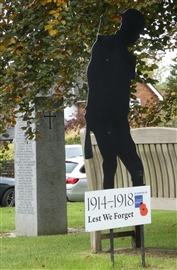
[15,98,67,236]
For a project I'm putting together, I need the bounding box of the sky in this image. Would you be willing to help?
[162,49,177,65]
[157,49,177,82]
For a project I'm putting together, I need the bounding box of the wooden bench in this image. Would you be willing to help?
[80,127,177,253]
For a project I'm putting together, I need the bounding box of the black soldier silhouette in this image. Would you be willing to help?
[85,9,145,189]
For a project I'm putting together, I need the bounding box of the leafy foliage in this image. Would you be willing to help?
[65,130,81,145]
[65,107,85,131]
[0,143,14,160]
[161,55,177,127]
[129,99,163,128]
[0,0,177,142]
[65,107,85,144]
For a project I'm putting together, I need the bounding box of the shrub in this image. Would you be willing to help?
[65,107,85,145]
[65,129,81,144]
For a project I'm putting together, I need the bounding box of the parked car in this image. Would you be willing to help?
[66,156,88,202]
[0,146,83,206]
[0,176,15,207]
[65,144,83,159]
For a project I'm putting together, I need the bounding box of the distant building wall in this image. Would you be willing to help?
[135,82,160,106]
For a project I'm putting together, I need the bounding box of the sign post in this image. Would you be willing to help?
[85,186,151,266]
[110,228,114,265]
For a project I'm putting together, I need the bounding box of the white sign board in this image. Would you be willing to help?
[85,186,151,232]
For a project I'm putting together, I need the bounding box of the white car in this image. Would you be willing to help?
[66,156,88,202]
[65,144,83,159]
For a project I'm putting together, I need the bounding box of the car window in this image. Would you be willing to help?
[79,165,85,174]
[65,147,82,158]
[65,162,78,173]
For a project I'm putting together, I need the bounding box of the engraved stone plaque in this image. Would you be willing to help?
[15,99,67,236]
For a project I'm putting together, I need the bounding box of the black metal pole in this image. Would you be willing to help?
[140,225,146,267]
[110,229,114,266]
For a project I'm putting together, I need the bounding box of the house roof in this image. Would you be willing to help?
[147,83,164,101]
[0,128,14,142]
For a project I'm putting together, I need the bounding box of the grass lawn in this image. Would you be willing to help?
[0,203,177,270]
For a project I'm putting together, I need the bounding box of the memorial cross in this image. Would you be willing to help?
[44,113,56,129]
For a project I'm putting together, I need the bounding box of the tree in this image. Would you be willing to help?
[0,0,177,145]
[161,54,177,127]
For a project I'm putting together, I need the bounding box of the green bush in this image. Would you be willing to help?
[65,129,81,144]
[0,143,14,160]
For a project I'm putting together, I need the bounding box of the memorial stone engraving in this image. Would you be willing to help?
[15,98,67,236]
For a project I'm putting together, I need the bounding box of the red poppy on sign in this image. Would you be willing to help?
[139,203,148,216]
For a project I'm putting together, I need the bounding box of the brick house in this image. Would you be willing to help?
[135,82,163,106]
